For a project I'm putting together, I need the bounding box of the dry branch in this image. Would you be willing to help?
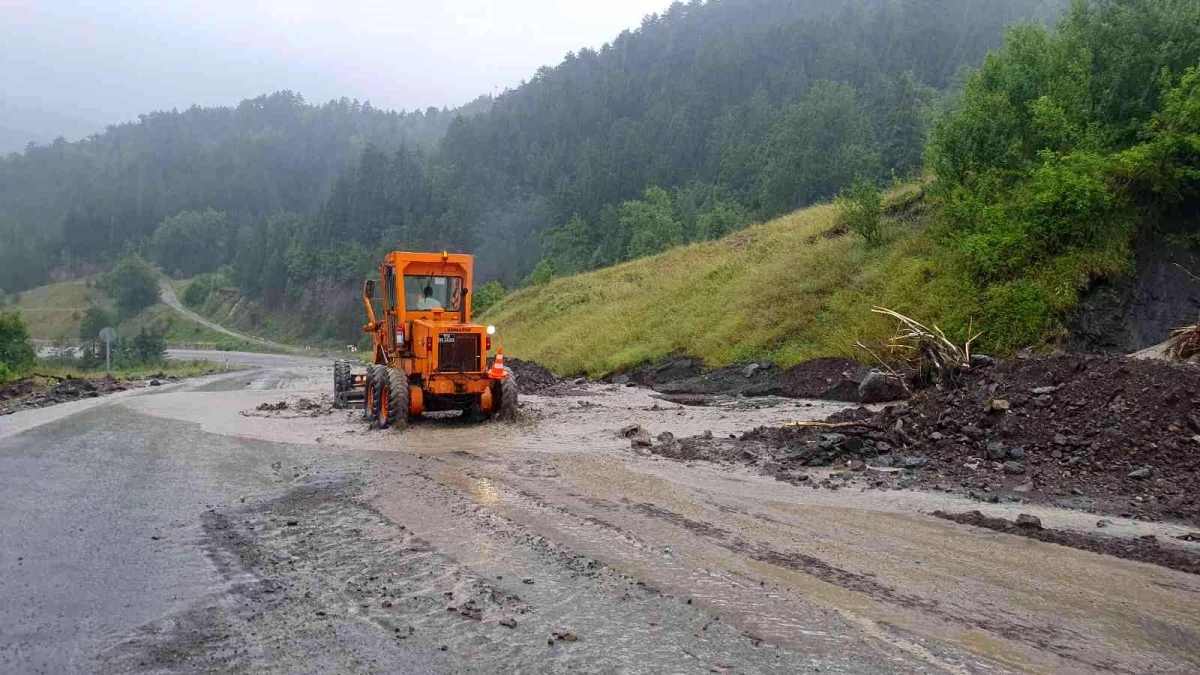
[783,420,880,430]
[1165,325,1200,361]
[870,306,980,385]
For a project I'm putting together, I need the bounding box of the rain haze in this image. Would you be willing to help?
[0,0,668,147]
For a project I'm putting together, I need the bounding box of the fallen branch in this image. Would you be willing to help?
[1165,325,1200,361]
[871,307,980,385]
[28,372,68,382]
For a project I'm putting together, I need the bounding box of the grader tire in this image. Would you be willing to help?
[386,368,410,431]
[333,360,351,409]
[370,366,389,429]
[496,367,519,422]
[361,364,376,421]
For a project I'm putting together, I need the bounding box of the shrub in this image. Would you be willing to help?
[0,311,36,376]
[473,280,505,315]
[836,178,886,246]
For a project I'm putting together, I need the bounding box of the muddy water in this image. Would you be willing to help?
[121,362,1200,674]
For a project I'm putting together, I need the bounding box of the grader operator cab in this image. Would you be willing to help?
[333,251,517,429]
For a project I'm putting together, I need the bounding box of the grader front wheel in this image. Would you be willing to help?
[386,368,410,431]
[495,366,519,421]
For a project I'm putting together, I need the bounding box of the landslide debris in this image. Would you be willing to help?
[606,354,890,403]
[505,358,586,396]
[0,374,131,414]
[651,354,1200,526]
[934,510,1200,576]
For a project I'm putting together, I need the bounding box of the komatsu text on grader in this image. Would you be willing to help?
[333,251,517,429]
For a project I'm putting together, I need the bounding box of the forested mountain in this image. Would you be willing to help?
[1,0,1067,342]
[0,92,490,291]
[310,0,1064,285]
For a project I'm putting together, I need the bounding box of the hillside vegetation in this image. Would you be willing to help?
[484,187,972,375]
[490,0,1200,373]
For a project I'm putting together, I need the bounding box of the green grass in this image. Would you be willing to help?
[483,186,987,376]
[10,278,108,340]
[29,358,245,382]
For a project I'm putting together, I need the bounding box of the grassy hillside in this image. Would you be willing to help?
[9,279,108,341]
[10,276,268,349]
[484,187,986,376]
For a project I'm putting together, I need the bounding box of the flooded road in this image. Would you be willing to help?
[2,352,1198,673]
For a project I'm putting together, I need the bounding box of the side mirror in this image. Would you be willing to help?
[363,279,375,298]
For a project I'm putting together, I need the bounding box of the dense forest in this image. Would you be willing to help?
[1,0,1069,341]
[0,93,489,291]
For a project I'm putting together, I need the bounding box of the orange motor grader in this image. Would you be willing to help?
[333,251,517,429]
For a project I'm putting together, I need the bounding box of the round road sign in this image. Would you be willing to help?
[99,327,117,343]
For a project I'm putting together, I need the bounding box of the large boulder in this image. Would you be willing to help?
[857,369,907,404]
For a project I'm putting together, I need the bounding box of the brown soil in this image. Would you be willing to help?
[0,375,130,414]
[933,510,1200,576]
[607,354,871,402]
[651,354,1200,527]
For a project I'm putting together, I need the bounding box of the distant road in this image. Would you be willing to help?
[158,279,294,353]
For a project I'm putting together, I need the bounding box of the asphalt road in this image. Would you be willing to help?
[2,352,1198,674]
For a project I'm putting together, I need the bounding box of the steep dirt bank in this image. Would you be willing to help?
[605,353,882,402]
[648,354,1200,526]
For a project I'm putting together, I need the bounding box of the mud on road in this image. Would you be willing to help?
[7,351,1200,674]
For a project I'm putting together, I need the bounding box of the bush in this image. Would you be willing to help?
[836,178,886,246]
[0,311,36,376]
[473,280,505,315]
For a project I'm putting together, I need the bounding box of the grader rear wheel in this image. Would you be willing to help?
[333,360,351,409]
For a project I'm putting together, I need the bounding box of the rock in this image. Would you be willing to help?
[986,442,1007,460]
[970,354,995,368]
[1191,435,1200,445]
[1096,519,1113,528]
[1003,461,1025,475]
[1053,434,1070,446]
[857,370,906,404]
[1007,446,1026,459]
[499,617,518,628]
[701,430,713,439]
[522,578,535,584]
[1127,466,1152,479]
[1176,532,1200,542]
[930,432,945,441]
[631,431,653,448]
[1015,514,1043,529]
[1012,482,1034,493]
[1031,386,1060,395]
[847,459,866,471]
[990,399,1010,412]
[901,456,927,469]
[573,377,587,385]
[841,435,865,452]
[149,379,162,387]
[869,454,895,468]
[742,363,763,378]
[962,425,986,440]
[618,424,643,438]
[551,630,578,642]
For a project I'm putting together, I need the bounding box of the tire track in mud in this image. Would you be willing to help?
[95,469,844,674]
[626,502,1140,673]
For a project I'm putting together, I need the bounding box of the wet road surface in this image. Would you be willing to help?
[2,352,1198,673]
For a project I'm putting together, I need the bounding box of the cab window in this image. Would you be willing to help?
[404,275,462,311]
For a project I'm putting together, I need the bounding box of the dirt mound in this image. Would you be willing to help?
[1,375,129,414]
[505,358,562,395]
[653,354,1200,526]
[934,510,1200,576]
[609,354,875,403]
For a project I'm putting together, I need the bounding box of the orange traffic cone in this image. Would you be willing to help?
[488,348,509,379]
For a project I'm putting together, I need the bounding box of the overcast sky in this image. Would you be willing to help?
[1,0,670,128]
